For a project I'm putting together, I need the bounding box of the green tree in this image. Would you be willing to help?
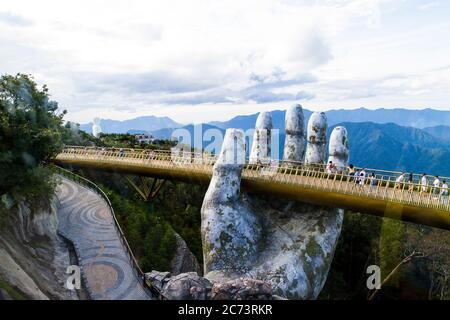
[0,73,64,209]
[61,121,103,146]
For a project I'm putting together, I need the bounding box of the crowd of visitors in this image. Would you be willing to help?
[325,159,449,205]
[70,146,450,205]
[325,160,448,204]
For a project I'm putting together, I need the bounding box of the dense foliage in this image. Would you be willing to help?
[61,121,103,147]
[102,186,177,271]
[320,213,450,299]
[0,74,64,210]
[75,167,205,271]
[97,133,176,150]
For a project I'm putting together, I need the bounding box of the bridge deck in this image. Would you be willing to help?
[54,147,450,230]
[56,177,152,300]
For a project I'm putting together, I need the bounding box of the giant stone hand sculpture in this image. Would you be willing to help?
[201,104,349,299]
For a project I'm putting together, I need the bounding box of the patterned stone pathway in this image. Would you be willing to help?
[56,178,152,300]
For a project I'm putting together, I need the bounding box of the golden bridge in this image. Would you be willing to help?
[54,146,450,230]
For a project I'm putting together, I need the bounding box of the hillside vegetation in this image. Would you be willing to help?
[0,74,64,216]
[332,122,450,177]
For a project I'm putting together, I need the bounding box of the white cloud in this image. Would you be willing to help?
[419,1,439,10]
[0,0,449,124]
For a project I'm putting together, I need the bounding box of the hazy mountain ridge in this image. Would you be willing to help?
[80,108,450,135]
[210,108,450,132]
[77,108,450,176]
[154,121,450,176]
[332,122,450,176]
[422,125,450,143]
[80,115,182,134]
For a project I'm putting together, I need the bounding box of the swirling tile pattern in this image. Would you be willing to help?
[56,178,152,300]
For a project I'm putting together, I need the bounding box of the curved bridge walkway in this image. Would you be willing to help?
[56,177,152,300]
[54,147,450,230]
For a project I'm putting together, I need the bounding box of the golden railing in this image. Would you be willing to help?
[54,146,450,230]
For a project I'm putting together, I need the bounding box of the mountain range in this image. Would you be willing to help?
[80,115,182,134]
[79,108,450,135]
[331,122,450,176]
[210,108,450,132]
[422,125,450,143]
[77,108,450,176]
[149,121,450,176]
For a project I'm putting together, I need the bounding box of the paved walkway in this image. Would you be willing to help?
[56,178,152,300]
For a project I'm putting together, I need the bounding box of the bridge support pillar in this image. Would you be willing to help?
[125,175,166,202]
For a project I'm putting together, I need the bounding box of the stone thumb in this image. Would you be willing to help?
[204,128,246,205]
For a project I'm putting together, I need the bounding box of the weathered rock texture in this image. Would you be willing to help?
[170,233,202,276]
[305,112,328,165]
[0,197,78,300]
[211,277,272,300]
[146,271,212,300]
[249,112,272,165]
[201,110,348,299]
[328,126,349,169]
[202,129,261,280]
[145,271,272,300]
[283,104,305,164]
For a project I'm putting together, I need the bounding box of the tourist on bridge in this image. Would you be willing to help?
[442,180,448,205]
[433,176,440,200]
[369,173,377,190]
[394,172,406,190]
[359,169,366,187]
[420,173,428,194]
[441,180,448,203]
[407,173,414,193]
[353,170,361,188]
[326,161,335,174]
[348,164,355,181]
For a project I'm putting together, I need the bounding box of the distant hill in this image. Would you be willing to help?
[329,122,450,176]
[209,109,305,132]
[325,108,450,129]
[80,116,182,134]
[75,108,450,176]
[127,129,150,135]
[210,108,450,131]
[78,108,450,135]
[158,121,450,176]
[422,125,450,143]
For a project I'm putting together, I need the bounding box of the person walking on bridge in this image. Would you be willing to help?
[369,173,377,188]
[433,176,440,200]
[348,164,355,181]
[441,180,448,205]
[326,161,335,174]
[420,173,428,194]
[394,172,406,190]
[407,173,414,193]
[353,170,361,189]
[359,168,366,187]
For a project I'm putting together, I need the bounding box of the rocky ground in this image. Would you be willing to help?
[0,196,78,300]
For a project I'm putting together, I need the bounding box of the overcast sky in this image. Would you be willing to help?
[1,0,449,124]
